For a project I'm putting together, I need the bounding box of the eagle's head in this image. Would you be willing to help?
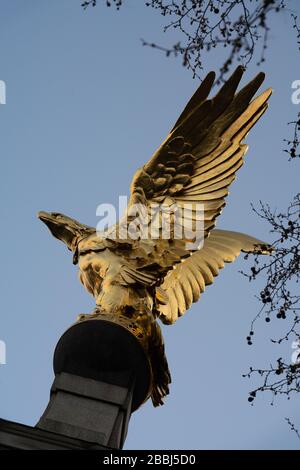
[38,211,95,263]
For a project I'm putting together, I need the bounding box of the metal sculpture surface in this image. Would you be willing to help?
[39,66,273,406]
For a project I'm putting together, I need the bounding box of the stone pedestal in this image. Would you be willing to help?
[36,318,152,449]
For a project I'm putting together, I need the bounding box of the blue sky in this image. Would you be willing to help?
[0,0,299,450]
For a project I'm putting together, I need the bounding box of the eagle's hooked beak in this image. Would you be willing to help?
[38,211,94,262]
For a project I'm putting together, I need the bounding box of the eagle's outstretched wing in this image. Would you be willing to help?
[157,229,272,324]
[129,66,270,238]
[109,66,272,281]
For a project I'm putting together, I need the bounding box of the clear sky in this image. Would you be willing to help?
[0,0,299,450]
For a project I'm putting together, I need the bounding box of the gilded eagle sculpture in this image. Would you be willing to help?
[39,66,273,407]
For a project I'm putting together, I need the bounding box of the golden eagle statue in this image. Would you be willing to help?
[39,66,273,407]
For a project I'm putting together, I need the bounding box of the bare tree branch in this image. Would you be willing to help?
[241,195,300,343]
[82,0,122,10]
[291,12,300,50]
[286,417,300,440]
[282,15,300,160]
[82,0,286,81]
[284,113,300,160]
[241,195,300,416]
[142,0,285,80]
[243,359,300,404]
